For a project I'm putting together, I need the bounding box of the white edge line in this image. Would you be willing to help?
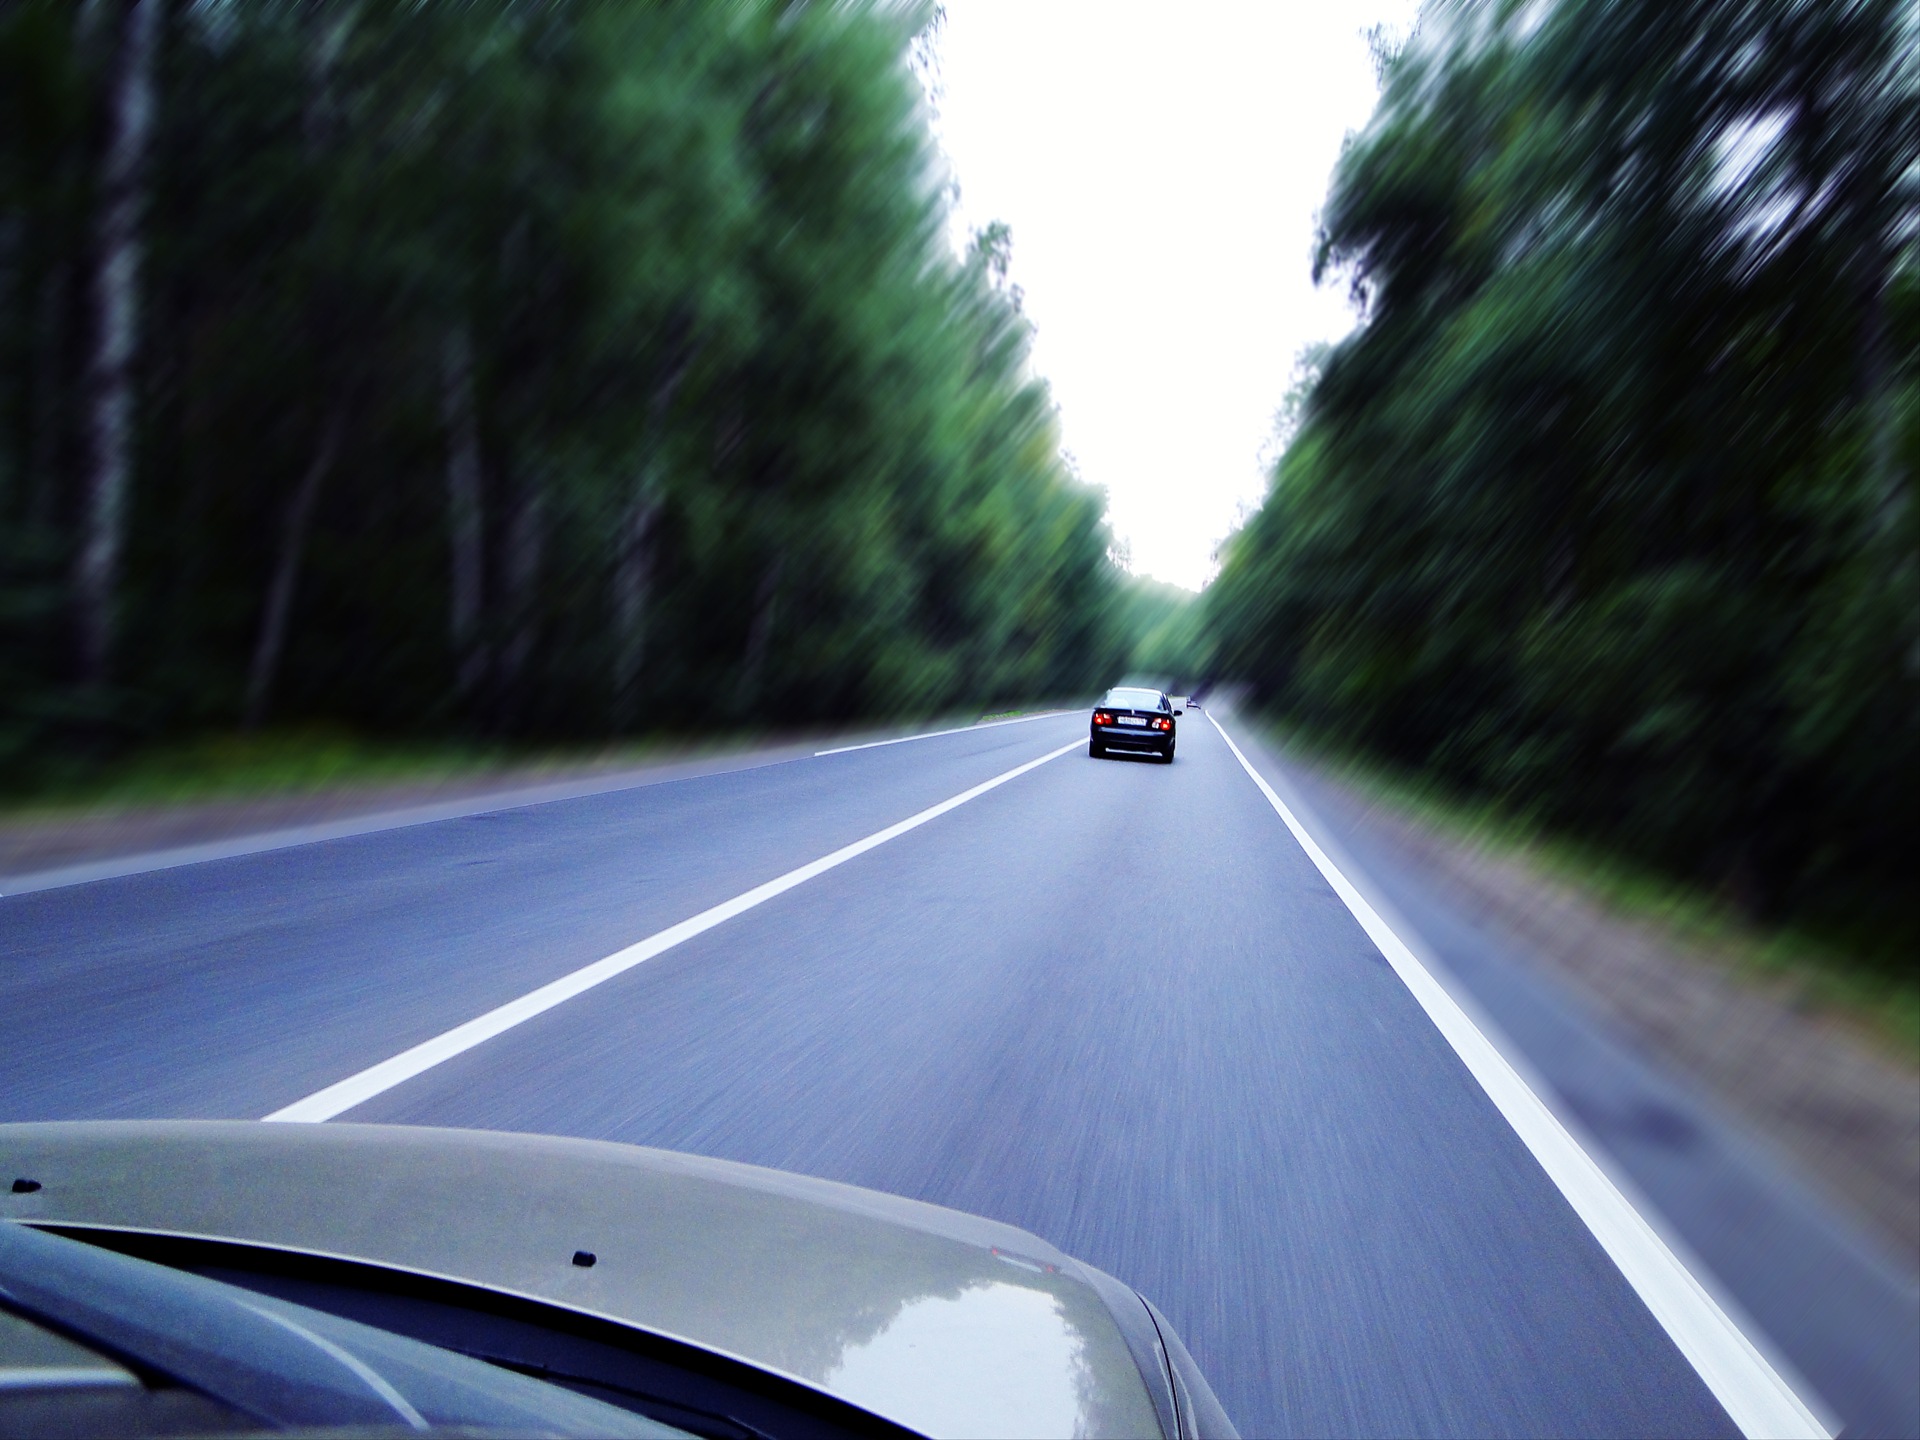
[1228,719,1841,1438]
[814,710,1069,756]
[263,737,1083,1124]
[1205,712,1828,1440]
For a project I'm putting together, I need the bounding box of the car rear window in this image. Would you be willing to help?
[1102,689,1165,709]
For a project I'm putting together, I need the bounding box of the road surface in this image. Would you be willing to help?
[1,710,1909,1436]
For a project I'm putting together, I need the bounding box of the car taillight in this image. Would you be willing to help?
[1093,713,1111,725]
[1154,717,1171,730]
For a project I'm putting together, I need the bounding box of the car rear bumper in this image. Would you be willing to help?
[1091,727,1172,751]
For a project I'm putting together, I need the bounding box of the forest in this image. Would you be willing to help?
[7,0,1913,970]
[1208,0,1918,960]
[0,0,1133,785]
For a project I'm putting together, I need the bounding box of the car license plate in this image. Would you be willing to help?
[1117,717,1146,726]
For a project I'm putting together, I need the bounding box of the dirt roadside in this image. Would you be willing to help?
[1271,742,1919,1279]
[0,710,1074,884]
[0,737,822,883]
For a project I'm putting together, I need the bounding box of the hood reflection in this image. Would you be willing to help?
[824,1279,1093,1439]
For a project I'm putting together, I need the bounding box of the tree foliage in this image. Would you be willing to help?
[1116,576,1207,685]
[1209,0,1919,951]
[0,0,1126,776]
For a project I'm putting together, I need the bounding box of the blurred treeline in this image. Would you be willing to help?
[1115,577,1204,684]
[0,0,1127,784]
[1209,0,1918,956]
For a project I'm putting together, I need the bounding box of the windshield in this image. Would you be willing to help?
[0,1222,679,1438]
[1102,689,1166,710]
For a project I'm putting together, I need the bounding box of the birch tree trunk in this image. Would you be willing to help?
[441,324,487,700]
[609,321,691,728]
[238,0,355,732]
[735,554,784,713]
[496,461,545,728]
[0,217,18,516]
[73,0,162,686]
[610,322,695,733]
[241,407,343,729]
[24,257,71,529]
[611,467,662,729]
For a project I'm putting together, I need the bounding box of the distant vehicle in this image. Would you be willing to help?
[1091,686,1176,763]
[0,1121,1237,1439]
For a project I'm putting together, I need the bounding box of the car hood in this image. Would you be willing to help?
[0,1121,1168,1439]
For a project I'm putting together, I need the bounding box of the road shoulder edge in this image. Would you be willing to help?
[0,741,830,897]
[0,710,1088,898]
[1205,708,1834,1440]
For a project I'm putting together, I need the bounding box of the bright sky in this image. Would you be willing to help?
[933,2,1420,591]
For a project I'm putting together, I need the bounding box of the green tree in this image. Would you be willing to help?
[1210,0,1918,953]
[0,0,1125,776]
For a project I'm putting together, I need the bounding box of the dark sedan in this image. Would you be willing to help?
[1089,686,1176,762]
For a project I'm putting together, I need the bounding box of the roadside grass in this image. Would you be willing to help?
[2,705,1069,818]
[0,726,709,817]
[1260,719,1920,1065]
[974,705,1068,723]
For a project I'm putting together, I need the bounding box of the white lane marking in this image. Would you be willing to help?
[264,738,1084,1123]
[815,711,1069,756]
[1206,713,1828,1440]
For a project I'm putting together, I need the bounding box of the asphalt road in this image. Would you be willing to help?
[0,710,1900,1436]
